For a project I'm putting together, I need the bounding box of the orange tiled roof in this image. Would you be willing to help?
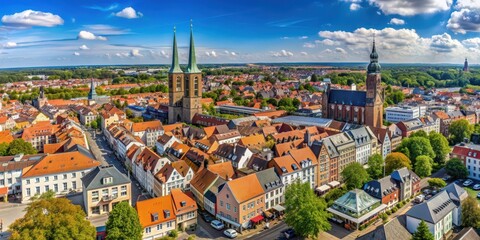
[226,173,264,203]
[208,161,235,180]
[0,130,14,144]
[170,189,197,215]
[22,151,100,178]
[136,195,176,228]
[132,120,163,132]
[163,123,184,133]
[238,134,266,148]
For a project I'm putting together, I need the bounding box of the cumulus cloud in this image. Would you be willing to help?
[300,51,308,56]
[129,49,143,57]
[368,0,452,16]
[115,7,143,19]
[3,42,17,48]
[73,52,80,56]
[1,10,64,27]
[303,42,316,48]
[335,47,348,54]
[79,44,89,50]
[389,18,405,25]
[205,51,217,57]
[447,1,480,34]
[272,50,294,57]
[318,39,340,46]
[224,50,237,56]
[462,37,480,48]
[78,31,107,40]
[350,3,361,11]
[430,33,463,53]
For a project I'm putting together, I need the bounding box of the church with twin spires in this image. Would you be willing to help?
[321,39,384,129]
[168,25,203,124]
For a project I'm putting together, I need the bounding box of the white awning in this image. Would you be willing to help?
[272,205,286,212]
[316,185,331,192]
[216,214,241,228]
[328,181,341,188]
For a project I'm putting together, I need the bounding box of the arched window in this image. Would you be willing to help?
[194,76,199,96]
[185,75,190,95]
[176,76,181,91]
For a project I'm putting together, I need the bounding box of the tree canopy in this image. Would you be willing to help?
[427,178,446,188]
[385,152,411,175]
[106,201,143,240]
[9,191,96,240]
[445,158,468,179]
[341,162,370,190]
[461,196,480,228]
[397,137,435,166]
[414,155,433,178]
[412,220,434,240]
[449,119,474,145]
[428,132,450,165]
[284,180,331,238]
[367,154,384,180]
[4,139,37,156]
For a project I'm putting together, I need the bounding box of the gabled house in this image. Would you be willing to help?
[153,160,193,197]
[213,143,253,169]
[131,120,164,147]
[155,133,181,155]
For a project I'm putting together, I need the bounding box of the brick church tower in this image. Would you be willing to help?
[168,24,203,124]
[364,39,384,128]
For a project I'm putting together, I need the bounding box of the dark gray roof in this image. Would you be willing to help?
[444,183,468,206]
[356,215,412,240]
[364,176,398,199]
[255,168,283,192]
[81,165,131,191]
[391,167,411,183]
[406,190,457,224]
[328,89,366,106]
[204,190,216,203]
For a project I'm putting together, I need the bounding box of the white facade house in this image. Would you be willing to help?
[381,133,391,159]
[347,127,375,165]
[131,121,164,148]
[153,161,194,197]
[256,168,284,210]
[155,134,181,155]
[451,143,480,181]
[20,151,100,202]
[0,154,41,195]
[386,106,420,123]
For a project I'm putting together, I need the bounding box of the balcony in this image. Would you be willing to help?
[102,195,118,201]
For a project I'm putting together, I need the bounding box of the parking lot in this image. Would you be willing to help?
[438,174,480,204]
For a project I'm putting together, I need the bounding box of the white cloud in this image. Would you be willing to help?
[368,0,452,16]
[78,31,107,40]
[160,50,169,58]
[1,10,64,27]
[430,33,463,53]
[300,51,308,56]
[281,37,290,40]
[224,50,237,56]
[115,7,143,19]
[83,24,130,35]
[299,36,308,39]
[79,44,89,50]
[231,52,237,56]
[129,49,143,57]
[389,18,405,25]
[462,37,480,48]
[318,39,340,46]
[272,50,294,57]
[3,42,17,48]
[447,1,480,34]
[205,51,217,57]
[350,3,361,11]
[73,52,80,56]
[335,47,347,54]
[303,42,316,48]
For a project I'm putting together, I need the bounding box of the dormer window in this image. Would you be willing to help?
[151,213,158,221]
[180,201,186,207]
[102,177,113,185]
[164,210,170,218]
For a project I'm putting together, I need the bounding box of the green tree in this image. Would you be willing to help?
[367,154,384,179]
[311,74,319,82]
[284,180,331,238]
[90,119,98,129]
[7,139,37,155]
[449,119,473,145]
[9,192,96,240]
[398,137,435,165]
[427,178,447,188]
[341,162,370,190]
[428,132,450,165]
[106,201,143,240]
[323,187,347,207]
[385,152,411,175]
[0,142,8,156]
[410,130,428,138]
[414,155,433,178]
[412,220,434,240]
[445,158,468,179]
[461,196,480,228]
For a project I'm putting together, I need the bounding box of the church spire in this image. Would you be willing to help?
[88,78,97,100]
[169,27,182,73]
[367,35,381,74]
[186,20,201,73]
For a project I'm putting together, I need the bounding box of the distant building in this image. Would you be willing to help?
[33,86,49,109]
[87,79,110,106]
[385,106,420,123]
[451,142,480,180]
[463,58,469,72]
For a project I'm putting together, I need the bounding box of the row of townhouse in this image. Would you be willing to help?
[431,110,475,137]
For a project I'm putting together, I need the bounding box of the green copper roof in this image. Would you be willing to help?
[169,28,183,73]
[88,79,97,100]
[186,23,201,73]
[367,39,381,74]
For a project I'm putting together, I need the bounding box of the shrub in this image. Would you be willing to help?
[169,230,178,238]
[386,210,392,215]
[392,206,398,213]
[188,236,195,240]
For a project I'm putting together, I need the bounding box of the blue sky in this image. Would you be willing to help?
[1,0,480,67]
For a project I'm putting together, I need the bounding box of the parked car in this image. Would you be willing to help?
[463,179,473,186]
[211,220,224,230]
[473,184,480,190]
[284,228,295,239]
[423,189,431,195]
[223,229,238,238]
[431,190,438,195]
[442,175,451,181]
[415,194,425,203]
[200,212,214,223]
[477,192,480,199]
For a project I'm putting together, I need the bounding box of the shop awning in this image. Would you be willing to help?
[328,181,340,188]
[272,205,286,212]
[316,185,331,192]
[264,211,273,218]
[250,215,264,223]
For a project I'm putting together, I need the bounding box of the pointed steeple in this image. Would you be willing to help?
[367,34,381,74]
[169,27,182,73]
[88,79,97,100]
[186,20,201,73]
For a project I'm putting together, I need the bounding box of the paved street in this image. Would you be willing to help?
[84,129,147,206]
[0,203,27,232]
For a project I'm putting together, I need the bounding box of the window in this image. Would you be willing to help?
[234,206,237,212]
[102,177,113,185]
[72,173,76,178]
[54,184,58,192]
[35,178,40,183]
[176,76,181,91]
[7,178,12,184]
[63,182,68,190]
[112,187,118,198]
[226,203,231,210]
[54,175,58,181]
[45,176,49,182]
[121,185,127,196]
[92,191,99,202]
[167,221,172,228]
[63,174,67,179]
[72,181,77,189]
[26,188,30,196]
[157,224,162,230]
[102,204,109,212]
[102,189,109,198]
[194,77,199,96]
[26,179,30,185]
[220,200,223,207]
[91,206,100,214]
[45,185,49,192]
[35,186,40,194]
[145,227,151,234]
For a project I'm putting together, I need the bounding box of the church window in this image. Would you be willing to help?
[176,76,181,91]
[194,77,199,96]
[185,76,190,95]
